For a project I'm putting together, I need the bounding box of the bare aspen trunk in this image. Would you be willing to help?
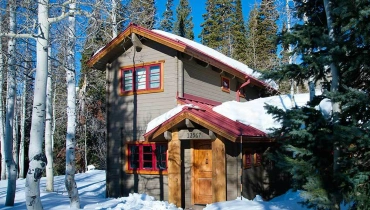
[0,14,6,181]
[5,0,18,205]
[323,0,341,209]
[25,0,49,209]
[12,99,19,173]
[65,2,80,208]
[19,75,27,179]
[111,0,118,38]
[45,54,54,192]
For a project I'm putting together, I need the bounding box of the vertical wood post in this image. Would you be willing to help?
[168,128,181,207]
[212,136,226,202]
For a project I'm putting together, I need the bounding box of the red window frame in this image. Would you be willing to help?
[221,76,230,93]
[127,143,168,174]
[121,62,163,95]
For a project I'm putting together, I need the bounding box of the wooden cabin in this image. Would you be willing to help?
[87,23,288,208]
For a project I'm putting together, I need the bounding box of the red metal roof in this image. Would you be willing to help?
[144,95,267,142]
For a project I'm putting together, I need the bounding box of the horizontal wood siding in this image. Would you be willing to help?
[183,59,261,103]
[106,40,178,198]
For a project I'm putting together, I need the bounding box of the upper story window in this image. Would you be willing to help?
[121,61,164,96]
[126,143,168,174]
[221,76,230,93]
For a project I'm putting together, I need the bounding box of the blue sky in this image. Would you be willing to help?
[155,0,258,42]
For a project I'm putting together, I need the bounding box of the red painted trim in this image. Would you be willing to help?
[120,63,162,94]
[127,143,167,172]
[179,93,221,106]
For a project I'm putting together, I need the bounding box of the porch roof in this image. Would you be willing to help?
[143,96,269,143]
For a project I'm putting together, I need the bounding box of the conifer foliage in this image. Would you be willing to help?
[245,0,279,71]
[159,0,174,32]
[265,0,370,209]
[173,0,194,39]
[200,0,248,58]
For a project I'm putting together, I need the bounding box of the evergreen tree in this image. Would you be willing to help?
[173,0,194,39]
[199,0,235,56]
[231,0,248,61]
[127,0,156,29]
[265,0,370,209]
[159,0,174,32]
[245,0,279,71]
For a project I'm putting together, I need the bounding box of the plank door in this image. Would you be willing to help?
[193,141,212,205]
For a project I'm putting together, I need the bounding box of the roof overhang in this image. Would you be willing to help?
[87,24,278,93]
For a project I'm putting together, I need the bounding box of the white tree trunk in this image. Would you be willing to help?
[25,0,49,209]
[112,0,118,37]
[0,14,6,181]
[5,0,18,205]
[19,74,27,179]
[65,2,80,209]
[45,50,54,192]
[12,99,19,173]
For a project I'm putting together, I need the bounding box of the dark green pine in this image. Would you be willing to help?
[173,0,194,40]
[159,0,174,32]
[264,0,370,209]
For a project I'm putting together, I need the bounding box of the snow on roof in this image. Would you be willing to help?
[213,92,331,133]
[153,30,278,89]
[145,104,197,133]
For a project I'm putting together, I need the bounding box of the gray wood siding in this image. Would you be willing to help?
[183,59,261,103]
[106,40,179,198]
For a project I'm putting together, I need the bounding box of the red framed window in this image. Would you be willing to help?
[254,153,262,166]
[244,153,252,169]
[221,76,230,93]
[127,143,167,172]
[121,62,163,95]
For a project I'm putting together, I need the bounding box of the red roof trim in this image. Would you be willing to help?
[144,99,267,142]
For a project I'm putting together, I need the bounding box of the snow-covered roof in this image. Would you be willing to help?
[145,92,332,135]
[153,29,278,89]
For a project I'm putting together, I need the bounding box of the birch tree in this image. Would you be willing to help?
[0,13,6,181]
[45,48,53,192]
[64,1,80,208]
[4,0,18,205]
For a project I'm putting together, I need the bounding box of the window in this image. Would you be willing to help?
[221,76,230,93]
[127,143,167,174]
[121,62,164,95]
[254,153,262,166]
[244,152,252,169]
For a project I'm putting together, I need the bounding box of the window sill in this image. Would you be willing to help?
[125,169,168,175]
[120,88,164,96]
[221,87,230,93]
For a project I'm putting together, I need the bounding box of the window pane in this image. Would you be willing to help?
[143,162,152,169]
[124,70,133,91]
[143,146,152,153]
[129,145,139,169]
[136,68,146,90]
[143,154,153,161]
[149,66,160,88]
[156,144,167,170]
[222,78,229,89]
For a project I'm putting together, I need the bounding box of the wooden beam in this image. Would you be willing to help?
[131,33,143,52]
[168,128,181,207]
[212,136,226,202]
[185,118,195,128]
[209,130,216,140]
[164,131,172,140]
[178,129,211,140]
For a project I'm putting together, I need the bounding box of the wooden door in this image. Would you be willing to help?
[193,141,212,204]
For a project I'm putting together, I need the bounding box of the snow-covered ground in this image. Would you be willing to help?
[0,170,320,210]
